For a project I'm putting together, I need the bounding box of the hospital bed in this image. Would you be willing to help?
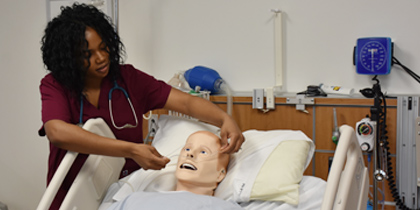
[37,115,369,210]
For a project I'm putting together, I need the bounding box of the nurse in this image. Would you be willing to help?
[39,3,244,209]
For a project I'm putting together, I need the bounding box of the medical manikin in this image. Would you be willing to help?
[106,131,242,210]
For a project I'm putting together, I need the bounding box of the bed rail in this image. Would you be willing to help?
[321,125,369,210]
[37,118,125,210]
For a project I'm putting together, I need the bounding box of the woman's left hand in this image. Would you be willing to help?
[219,115,245,154]
[164,88,245,154]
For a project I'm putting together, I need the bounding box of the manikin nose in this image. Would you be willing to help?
[187,153,194,158]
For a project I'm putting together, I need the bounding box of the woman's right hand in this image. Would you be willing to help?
[45,120,170,170]
[129,144,170,170]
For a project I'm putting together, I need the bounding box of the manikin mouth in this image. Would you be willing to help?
[180,163,197,171]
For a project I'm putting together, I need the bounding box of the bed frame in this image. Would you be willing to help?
[36,118,125,210]
[321,125,369,210]
[36,119,368,210]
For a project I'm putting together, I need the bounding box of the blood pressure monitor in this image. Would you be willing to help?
[354,37,393,75]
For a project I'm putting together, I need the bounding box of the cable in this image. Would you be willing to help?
[381,57,420,210]
[393,57,420,84]
[370,75,419,210]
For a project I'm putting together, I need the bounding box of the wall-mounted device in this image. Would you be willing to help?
[252,89,264,109]
[354,37,393,75]
[397,96,420,209]
[356,117,376,152]
[353,37,420,209]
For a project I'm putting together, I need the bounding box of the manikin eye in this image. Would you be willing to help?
[185,148,190,152]
[200,150,207,155]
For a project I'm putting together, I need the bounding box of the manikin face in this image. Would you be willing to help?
[175,131,229,187]
[84,27,110,82]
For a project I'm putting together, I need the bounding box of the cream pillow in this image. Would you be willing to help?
[215,129,314,205]
[250,140,311,205]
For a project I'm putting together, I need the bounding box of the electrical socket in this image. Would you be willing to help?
[265,87,275,109]
[252,89,264,109]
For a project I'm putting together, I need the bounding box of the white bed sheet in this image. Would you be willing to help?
[107,191,243,210]
[99,175,326,210]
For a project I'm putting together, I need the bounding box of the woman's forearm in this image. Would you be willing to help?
[44,119,170,169]
[44,119,134,157]
[164,88,229,127]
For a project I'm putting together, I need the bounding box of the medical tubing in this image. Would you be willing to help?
[79,95,84,125]
[178,152,220,162]
[219,82,232,116]
[108,81,139,129]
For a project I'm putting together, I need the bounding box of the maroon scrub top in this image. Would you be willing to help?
[39,64,171,209]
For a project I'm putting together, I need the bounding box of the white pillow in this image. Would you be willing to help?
[151,115,220,158]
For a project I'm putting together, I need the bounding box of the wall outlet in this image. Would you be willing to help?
[266,87,275,109]
[252,89,264,109]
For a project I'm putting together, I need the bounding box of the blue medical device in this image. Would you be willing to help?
[184,66,224,93]
[354,37,393,75]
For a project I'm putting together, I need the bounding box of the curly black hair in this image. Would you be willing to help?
[41,3,125,95]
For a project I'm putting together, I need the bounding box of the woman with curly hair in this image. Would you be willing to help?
[39,3,244,208]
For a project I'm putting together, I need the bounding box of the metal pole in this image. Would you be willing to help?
[373,123,378,210]
[113,0,119,32]
[370,81,382,210]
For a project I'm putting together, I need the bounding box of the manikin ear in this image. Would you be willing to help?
[216,168,227,183]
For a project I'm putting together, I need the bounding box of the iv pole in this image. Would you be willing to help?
[369,77,387,210]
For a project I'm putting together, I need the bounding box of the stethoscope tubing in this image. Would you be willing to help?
[79,80,139,129]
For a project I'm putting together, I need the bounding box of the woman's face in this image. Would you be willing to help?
[84,27,110,82]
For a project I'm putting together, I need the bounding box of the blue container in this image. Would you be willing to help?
[184,66,223,93]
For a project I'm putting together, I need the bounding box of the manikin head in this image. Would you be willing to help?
[175,131,230,196]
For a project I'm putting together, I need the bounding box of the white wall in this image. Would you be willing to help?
[149,0,420,95]
[0,1,48,210]
[1,0,420,209]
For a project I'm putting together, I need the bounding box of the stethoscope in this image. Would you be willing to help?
[79,80,139,129]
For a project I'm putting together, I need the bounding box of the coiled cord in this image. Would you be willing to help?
[374,78,418,210]
[387,57,420,210]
